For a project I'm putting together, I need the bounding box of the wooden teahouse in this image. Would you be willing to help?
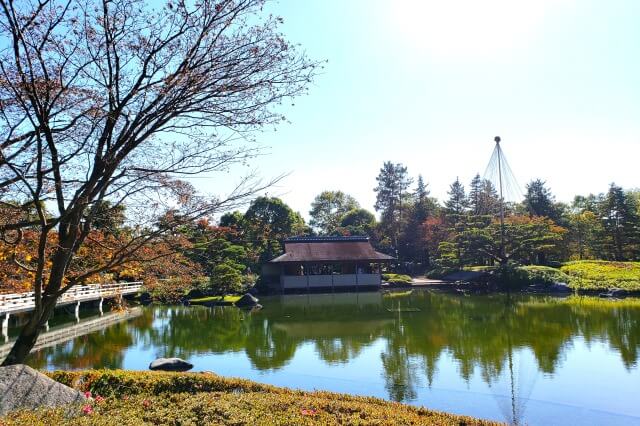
[262,236,395,292]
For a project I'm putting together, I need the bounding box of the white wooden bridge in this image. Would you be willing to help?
[1,282,143,340]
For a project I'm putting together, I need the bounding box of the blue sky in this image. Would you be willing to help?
[193,0,640,219]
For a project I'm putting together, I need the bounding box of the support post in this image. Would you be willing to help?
[280,265,285,295]
[98,298,104,316]
[331,264,335,293]
[44,321,49,331]
[75,301,80,323]
[2,313,9,343]
[305,263,310,294]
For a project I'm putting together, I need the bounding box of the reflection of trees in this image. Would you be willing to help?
[376,292,640,404]
[23,292,640,406]
[140,296,392,370]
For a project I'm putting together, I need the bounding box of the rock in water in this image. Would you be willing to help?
[0,364,85,415]
[235,293,259,308]
[549,282,572,293]
[149,357,193,372]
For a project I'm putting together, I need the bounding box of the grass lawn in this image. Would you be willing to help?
[1,370,499,425]
[189,295,242,304]
[561,260,640,291]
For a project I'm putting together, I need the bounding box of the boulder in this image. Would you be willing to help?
[599,288,627,299]
[235,293,260,308]
[139,292,152,305]
[186,289,206,299]
[549,282,572,293]
[0,364,85,415]
[149,357,193,372]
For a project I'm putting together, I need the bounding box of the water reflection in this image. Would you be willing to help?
[24,291,640,423]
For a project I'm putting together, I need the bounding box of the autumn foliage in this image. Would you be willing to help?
[0,229,201,294]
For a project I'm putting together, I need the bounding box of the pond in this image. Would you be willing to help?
[15,291,640,425]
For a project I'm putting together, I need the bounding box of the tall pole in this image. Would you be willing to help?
[495,136,505,263]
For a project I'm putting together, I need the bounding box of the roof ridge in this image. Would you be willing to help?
[284,236,369,243]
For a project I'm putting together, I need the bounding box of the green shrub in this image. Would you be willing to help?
[561,261,640,291]
[488,264,530,289]
[519,265,571,286]
[464,266,497,273]
[487,265,570,289]
[425,267,460,279]
[1,370,499,425]
[382,273,412,285]
[209,262,245,295]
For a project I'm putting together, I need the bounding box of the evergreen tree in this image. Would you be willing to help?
[468,174,483,215]
[402,175,436,265]
[567,210,602,260]
[244,197,308,263]
[339,208,377,237]
[600,184,640,260]
[480,179,500,216]
[445,177,468,216]
[524,179,559,220]
[374,162,413,252]
[309,191,360,235]
[413,175,433,223]
[468,174,499,216]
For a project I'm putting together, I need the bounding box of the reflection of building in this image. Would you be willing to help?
[262,236,394,292]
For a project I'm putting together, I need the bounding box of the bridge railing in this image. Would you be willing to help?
[0,282,143,315]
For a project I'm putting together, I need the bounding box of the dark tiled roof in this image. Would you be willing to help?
[284,236,369,243]
[270,236,395,263]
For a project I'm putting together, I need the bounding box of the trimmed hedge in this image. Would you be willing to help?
[561,260,640,291]
[1,370,499,425]
[518,265,571,286]
[425,267,459,279]
[382,273,413,285]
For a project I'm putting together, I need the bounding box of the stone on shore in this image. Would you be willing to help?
[149,357,193,372]
[234,293,260,308]
[0,364,85,415]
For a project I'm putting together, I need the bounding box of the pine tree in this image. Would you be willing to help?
[468,173,483,215]
[480,179,500,216]
[600,184,640,260]
[445,177,468,216]
[374,162,413,248]
[413,175,432,223]
[524,179,559,220]
[402,175,436,265]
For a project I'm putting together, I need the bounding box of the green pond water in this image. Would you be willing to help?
[12,290,640,425]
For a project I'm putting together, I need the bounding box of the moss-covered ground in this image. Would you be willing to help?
[1,370,500,425]
[561,260,640,291]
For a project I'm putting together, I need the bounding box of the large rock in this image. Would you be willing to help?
[549,282,572,293]
[599,288,627,299]
[149,357,193,372]
[235,293,260,308]
[0,364,85,415]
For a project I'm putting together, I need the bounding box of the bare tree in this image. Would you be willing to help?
[0,0,319,365]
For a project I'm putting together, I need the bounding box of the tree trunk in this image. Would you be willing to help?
[1,296,57,366]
